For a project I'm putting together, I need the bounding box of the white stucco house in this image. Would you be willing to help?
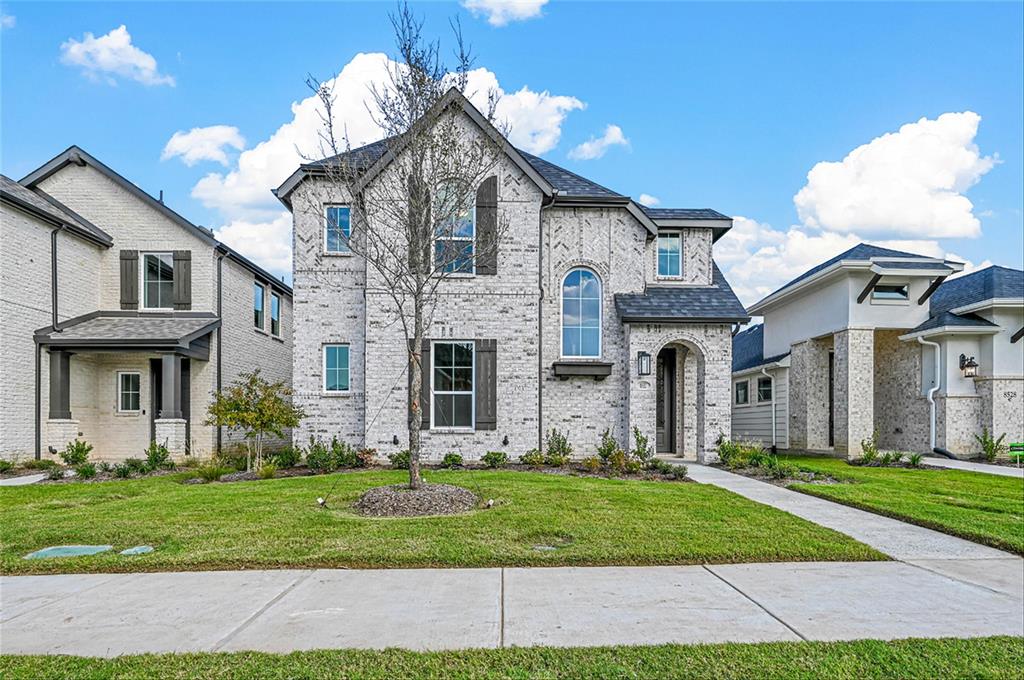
[731,243,1023,459]
[0,147,293,462]
[275,90,749,463]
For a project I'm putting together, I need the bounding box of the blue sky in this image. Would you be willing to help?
[2,1,1022,299]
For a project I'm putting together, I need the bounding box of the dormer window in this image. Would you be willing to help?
[657,232,681,278]
[872,284,909,301]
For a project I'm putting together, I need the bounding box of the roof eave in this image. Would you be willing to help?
[898,325,1001,341]
[620,314,751,324]
[949,297,1024,315]
[0,191,112,248]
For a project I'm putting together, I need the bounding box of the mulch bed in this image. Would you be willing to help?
[717,465,845,487]
[353,483,479,517]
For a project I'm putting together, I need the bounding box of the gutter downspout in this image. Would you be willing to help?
[51,227,62,330]
[216,252,225,455]
[37,227,63,460]
[916,336,952,457]
[760,366,777,453]
[537,192,556,453]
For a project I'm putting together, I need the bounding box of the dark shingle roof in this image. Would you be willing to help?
[765,243,939,300]
[307,138,392,173]
[872,260,955,272]
[35,313,220,346]
[930,266,1024,315]
[615,263,749,323]
[0,174,112,245]
[639,206,730,221]
[731,323,791,372]
[516,150,624,199]
[907,310,999,335]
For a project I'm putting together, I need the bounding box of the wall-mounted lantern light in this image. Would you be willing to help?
[392,435,400,446]
[637,351,652,376]
[959,354,979,378]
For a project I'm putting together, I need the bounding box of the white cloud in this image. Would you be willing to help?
[638,194,660,207]
[1,13,15,29]
[190,52,585,277]
[462,0,548,26]
[162,126,245,167]
[60,25,175,86]
[794,111,996,239]
[568,124,629,161]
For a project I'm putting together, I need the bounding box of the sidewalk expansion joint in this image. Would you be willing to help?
[499,567,506,648]
[210,570,315,652]
[702,565,808,642]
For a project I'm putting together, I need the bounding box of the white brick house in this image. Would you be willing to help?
[0,147,293,462]
[731,244,1024,459]
[276,92,748,463]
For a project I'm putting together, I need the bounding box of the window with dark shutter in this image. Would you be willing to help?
[119,250,139,310]
[475,176,498,275]
[475,339,497,430]
[409,339,433,430]
[172,251,191,310]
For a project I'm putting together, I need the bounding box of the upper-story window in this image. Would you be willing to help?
[325,205,351,254]
[270,292,281,337]
[561,268,601,358]
[142,253,175,309]
[872,283,909,301]
[254,283,265,329]
[434,182,475,274]
[657,232,682,278]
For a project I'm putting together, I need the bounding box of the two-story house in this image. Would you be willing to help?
[276,90,748,463]
[0,147,293,462]
[731,243,1023,458]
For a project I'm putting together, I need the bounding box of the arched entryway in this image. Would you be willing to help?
[654,340,704,461]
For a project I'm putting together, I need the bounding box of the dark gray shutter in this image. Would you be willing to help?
[119,250,138,310]
[475,176,498,275]
[409,339,431,430]
[475,339,497,430]
[172,251,191,310]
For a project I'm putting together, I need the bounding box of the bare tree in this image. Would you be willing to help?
[296,3,509,489]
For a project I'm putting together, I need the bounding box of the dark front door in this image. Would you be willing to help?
[656,348,677,453]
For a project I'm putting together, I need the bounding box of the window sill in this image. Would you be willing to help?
[551,361,613,380]
[271,334,284,343]
[323,251,354,257]
[115,411,140,417]
[429,428,476,434]
[870,298,910,306]
[322,390,352,397]
[254,327,269,336]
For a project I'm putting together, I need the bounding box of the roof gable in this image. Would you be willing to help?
[931,265,1024,315]
[0,174,112,246]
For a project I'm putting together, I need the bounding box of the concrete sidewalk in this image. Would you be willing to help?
[2,559,1022,657]
[923,457,1024,478]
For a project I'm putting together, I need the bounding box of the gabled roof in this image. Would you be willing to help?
[640,207,730,221]
[0,174,112,246]
[904,310,999,337]
[20,146,291,296]
[614,262,749,324]
[930,265,1024,315]
[731,323,790,373]
[516,150,624,200]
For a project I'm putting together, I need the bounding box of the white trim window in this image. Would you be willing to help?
[561,268,601,358]
[872,283,909,301]
[253,282,265,329]
[324,205,351,254]
[141,252,174,310]
[323,344,350,393]
[431,340,474,429]
[657,231,682,278]
[434,182,475,274]
[270,292,281,337]
[756,376,772,403]
[117,371,141,413]
[734,380,749,406]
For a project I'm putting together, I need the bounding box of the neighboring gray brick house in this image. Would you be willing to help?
[276,92,748,463]
[0,147,293,462]
[731,244,1024,459]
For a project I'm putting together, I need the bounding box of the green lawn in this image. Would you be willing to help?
[2,637,1022,679]
[0,470,883,574]
[783,456,1024,554]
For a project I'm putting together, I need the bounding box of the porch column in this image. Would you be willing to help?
[789,338,830,450]
[160,353,183,419]
[48,349,72,419]
[834,328,874,458]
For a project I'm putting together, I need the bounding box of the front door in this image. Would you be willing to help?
[656,348,676,453]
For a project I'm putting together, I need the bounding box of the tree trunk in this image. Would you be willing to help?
[408,307,424,489]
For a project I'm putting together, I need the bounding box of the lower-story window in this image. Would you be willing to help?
[757,376,773,403]
[323,344,350,393]
[118,371,141,412]
[432,340,474,428]
[734,380,749,406]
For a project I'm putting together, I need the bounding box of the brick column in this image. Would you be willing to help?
[789,339,830,450]
[834,328,874,458]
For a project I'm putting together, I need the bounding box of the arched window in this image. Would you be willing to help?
[561,268,601,358]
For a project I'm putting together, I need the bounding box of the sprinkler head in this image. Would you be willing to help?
[316,497,327,508]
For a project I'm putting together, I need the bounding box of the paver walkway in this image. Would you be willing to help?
[923,456,1024,478]
[2,559,1021,656]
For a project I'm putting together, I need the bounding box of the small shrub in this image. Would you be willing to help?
[580,456,602,473]
[47,465,65,480]
[215,446,248,471]
[631,426,654,466]
[859,431,880,464]
[519,449,545,467]
[331,437,359,468]
[23,459,57,470]
[305,437,336,474]
[60,439,92,467]
[717,439,744,467]
[196,462,231,482]
[649,458,674,475]
[908,452,924,467]
[75,462,97,479]
[879,452,895,466]
[545,428,573,462]
[768,462,799,480]
[113,463,132,479]
[123,458,147,475]
[355,448,377,467]
[388,449,411,470]
[623,458,642,474]
[270,447,302,468]
[441,453,464,469]
[545,449,570,467]
[481,451,508,468]
[606,449,628,474]
[597,429,619,463]
[975,428,1007,463]
[664,463,688,480]
[889,452,905,465]
[0,460,13,474]
[257,463,277,480]
[144,441,173,472]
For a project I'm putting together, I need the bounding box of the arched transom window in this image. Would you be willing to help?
[561,268,601,357]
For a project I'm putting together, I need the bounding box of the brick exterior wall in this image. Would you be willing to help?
[976,377,1024,449]
[833,328,874,457]
[788,337,831,450]
[936,394,984,456]
[874,330,931,453]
